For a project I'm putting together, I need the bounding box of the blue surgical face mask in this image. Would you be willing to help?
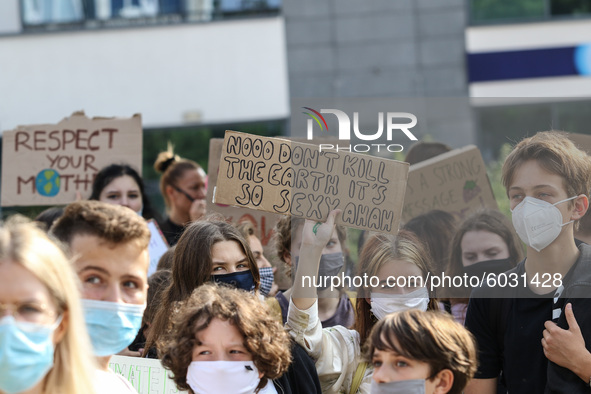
[258,266,274,296]
[81,299,145,357]
[211,270,256,292]
[0,315,62,394]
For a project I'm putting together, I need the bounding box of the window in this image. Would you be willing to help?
[20,0,282,31]
[470,0,591,24]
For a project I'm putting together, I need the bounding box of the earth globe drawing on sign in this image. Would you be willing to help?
[36,169,61,197]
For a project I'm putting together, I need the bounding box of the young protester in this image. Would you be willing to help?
[287,211,438,393]
[367,310,477,394]
[403,210,458,278]
[145,218,322,393]
[445,209,523,325]
[270,216,354,327]
[128,269,172,359]
[90,163,161,222]
[50,200,150,392]
[464,131,591,393]
[144,217,261,356]
[236,220,278,297]
[153,145,207,245]
[160,283,320,394]
[0,217,97,394]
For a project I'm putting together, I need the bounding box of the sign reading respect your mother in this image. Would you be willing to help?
[1,111,142,206]
[214,130,409,234]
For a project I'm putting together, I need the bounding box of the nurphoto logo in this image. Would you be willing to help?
[303,107,418,153]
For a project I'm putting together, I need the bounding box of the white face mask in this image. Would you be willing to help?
[370,287,429,320]
[186,360,261,394]
[371,379,426,394]
[511,196,577,252]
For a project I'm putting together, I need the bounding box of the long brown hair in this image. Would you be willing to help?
[446,208,524,300]
[354,230,437,347]
[145,218,260,356]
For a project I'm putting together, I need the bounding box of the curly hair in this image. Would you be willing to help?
[160,284,292,393]
[365,310,477,394]
[144,217,260,357]
[50,200,150,251]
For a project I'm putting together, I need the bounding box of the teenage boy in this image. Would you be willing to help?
[51,200,150,392]
[465,131,591,394]
[368,310,477,394]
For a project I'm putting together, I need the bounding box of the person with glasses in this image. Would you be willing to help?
[0,217,97,394]
[154,144,207,245]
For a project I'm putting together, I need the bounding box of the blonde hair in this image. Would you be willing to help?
[0,216,97,394]
[354,230,438,346]
[502,131,591,208]
[153,143,202,208]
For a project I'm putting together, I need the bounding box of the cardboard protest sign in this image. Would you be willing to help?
[206,138,279,246]
[109,355,185,394]
[214,130,409,234]
[402,145,497,223]
[1,111,142,206]
[206,138,292,289]
[147,219,169,277]
[567,132,591,155]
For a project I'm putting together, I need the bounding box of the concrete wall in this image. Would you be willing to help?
[282,0,474,148]
[0,17,289,132]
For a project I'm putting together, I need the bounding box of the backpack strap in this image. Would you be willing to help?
[349,362,368,394]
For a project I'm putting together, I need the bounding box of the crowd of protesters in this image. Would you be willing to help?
[2,132,591,394]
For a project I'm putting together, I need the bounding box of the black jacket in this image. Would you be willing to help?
[273,342,322,394]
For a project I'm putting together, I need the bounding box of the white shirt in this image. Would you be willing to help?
[95,369,139,394]
[286,298,372,394]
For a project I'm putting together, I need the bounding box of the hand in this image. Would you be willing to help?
[300,210,341,250]
[542,303,591,381]
[189,198,207,221]
[117,347,143,358]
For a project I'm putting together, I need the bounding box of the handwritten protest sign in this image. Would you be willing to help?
[207,138,292,289]
[147,219,169,277]
[109,355,185,394]
[402,145,497,223]
[214,130,409,234]
[206,138,279,246]
[1,111,142,206]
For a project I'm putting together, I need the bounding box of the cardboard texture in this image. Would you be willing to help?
[567,132,591,155]
[206,138,279,246]
[214,130,409,234]
[402,145,498,223]
[1,111,142,206]
[206,138,290,289]
[109,355,185,393]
